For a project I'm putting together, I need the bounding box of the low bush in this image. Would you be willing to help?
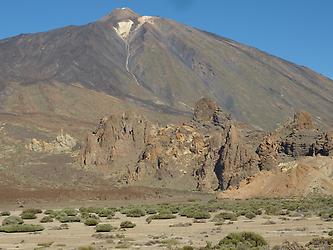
[78,246,95,250]
[22,208,42,214]
[2,216,23,226]
[62,208,78,216]
[120,221,136,228]
[0,224,44,233]
[218,231,268,249]
[59,216,81,223]
[95,224,114,232]
[84,218,99,226]
[98,208,115,218]
[181,246,194,250]
[169,222,192,227]
[271,241,305,250]
[20,212,37,220]
[245,212,256,219]
[125,208,146,218]
[328,230,333,236]
[0,211,10,216]
[79,207,101,214]
[306,237,333,248]
[179,207,197,217]
[40,216,54,223]
[152,213,176,220]
[214,212,237,221]
[145,207,157,215]
[44,209,55,216]
[192,210,210,219]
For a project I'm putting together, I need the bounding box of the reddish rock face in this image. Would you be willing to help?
[79,98,332,192]
[214,125,259,190]
[256,111,332,171]
[79,98,259,191]
[292,111,315,130]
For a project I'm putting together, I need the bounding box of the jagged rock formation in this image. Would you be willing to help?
[79,98,332,194]
[214,125,259,190]
[314,131,333,156]
[257,111,332,170]
[80,113,153,168]
[80,98,259,191]
[26,131,77,153]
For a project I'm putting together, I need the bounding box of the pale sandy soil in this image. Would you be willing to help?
[0,209,332,249]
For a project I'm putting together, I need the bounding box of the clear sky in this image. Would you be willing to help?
[0,0,332,80]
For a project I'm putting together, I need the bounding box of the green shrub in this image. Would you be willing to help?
[120,221,136,228]
[265,206,283,215]
[62,208,78,216]
[0,224,44,233]
[148,213,176,221]
[98,208,115,218]
[245,212,256,219]
[2,216,24,226]
[0,211,10,216]
[125,208,146,217]
[20,212,37,220]
[79,207,103,214]
[84,218,99,226]
[179,207,197,217]
[22,208,42,214]
[95,224,114,232]
[255,209,263,215]
[44,209,55,216]
[78,246,95,250]
[192,210,210,219]
[145,207,157,214]
[214,212,237,221]
[182,246,194,250]
[328,230,333,236]
[40,216,54,223]
[306,237,333,249]
[59,216,81,223]
[54,211,67,219]
[271,241,305,250]
[218,231,268,249]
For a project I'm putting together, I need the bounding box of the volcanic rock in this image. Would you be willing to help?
[27,131,77,153]
[80,98,259,191]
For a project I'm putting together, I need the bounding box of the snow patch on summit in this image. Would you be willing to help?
[113,20,134,39]
[138,16,155,25]
[113,16,156,40]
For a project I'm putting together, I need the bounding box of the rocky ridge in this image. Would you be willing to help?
[79,98,333,194]
[80,98,259,191]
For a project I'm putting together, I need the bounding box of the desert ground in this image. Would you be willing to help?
[0,196,333,250]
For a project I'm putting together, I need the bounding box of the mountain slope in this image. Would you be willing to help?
[0,8,332,130]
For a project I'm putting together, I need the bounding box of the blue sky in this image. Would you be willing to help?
[0,0,332,79]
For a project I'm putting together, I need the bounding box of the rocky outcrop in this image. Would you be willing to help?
[79,99,332,193]
[193,98,232,127]
[80,98,259,191]
[215,125,259,190]
[26,131,77,153]
[257,111,331,170]
[314,131,333,156]
[80,113,153,168]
